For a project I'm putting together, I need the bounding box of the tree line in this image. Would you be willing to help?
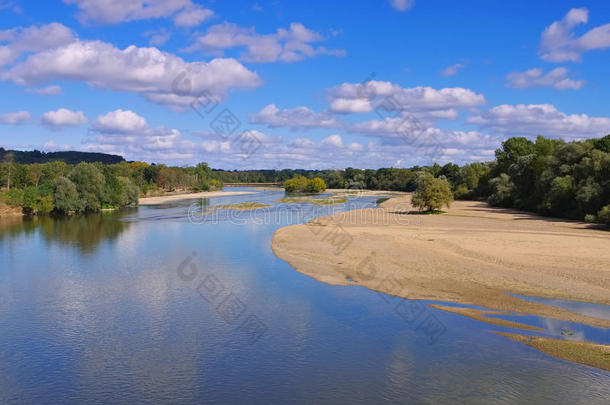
[0,159,223,215]
[2,134,609,224]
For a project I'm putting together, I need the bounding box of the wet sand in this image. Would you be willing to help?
[272,195,610,328]
[139,190,255,205]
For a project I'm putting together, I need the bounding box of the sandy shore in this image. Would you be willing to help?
[139,190,255,205]
[272,195,610,328]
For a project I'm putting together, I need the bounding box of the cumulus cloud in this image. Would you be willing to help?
[468,104,610,139]
[506,67,585,90]
[63,0,213,26]
[0,110,30,124]
[441,63,465,77]
[0,23,75,65]
[1,24,262,108]
[389,0,414,12]
[327,80,486,117]
[41,108,88,129]
[186,22,345,63]
[91,109,149,133]
[25,85,62,95]
[85,109,188,160]
[540,8,610,62]
[249,104,342,130]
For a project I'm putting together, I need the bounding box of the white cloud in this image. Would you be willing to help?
[92,109,149,133]
[506,67,585,90]
[173,4,214,27]
[320,134,344,148]
[42,140,73,151]
[250,104,342,130]
[540,8,610,62]
[468,104,610,139]
[441,63,465,77]
[41,108,88,129]
[187,22,345,63]
[0,23,75,65]
[327,80,486,117]
[63,0,213,26]
[25,85,62,95]
[144,28,171,46]
[1,27,262,108]
[0,110,30,124]
[389,0,414,12]
[329,98,372,114]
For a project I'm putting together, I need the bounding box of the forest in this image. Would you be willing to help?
[1,135,609,224]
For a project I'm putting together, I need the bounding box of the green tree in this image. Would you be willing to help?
[495,137,536,173]
[21,186,38,214]
[488,174,515,207]
[411,172,453,212]
[69,163,105,211]
[53,176,82,213]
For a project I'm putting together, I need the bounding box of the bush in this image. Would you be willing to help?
[305,177,327,193]
[284,176,309,193]
[37,195,54,214]
[284,176,327,193]
[1,188,24,207]
[597,205,610,224]
[411,172,453,212]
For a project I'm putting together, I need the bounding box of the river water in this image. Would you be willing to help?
[1,188,608,404]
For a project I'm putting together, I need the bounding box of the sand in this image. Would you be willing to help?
[272,195,610,328]
[139,190,255,205]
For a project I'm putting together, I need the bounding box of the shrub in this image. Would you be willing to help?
[284,176,309,193]
[597,205,610,224]
[37,195,54,214]
[305,177,327,193]
[284,176,327,193]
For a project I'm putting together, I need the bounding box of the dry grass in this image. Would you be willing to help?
[496,332,610,372]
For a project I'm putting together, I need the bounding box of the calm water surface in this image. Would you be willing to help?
[1,188,609,404]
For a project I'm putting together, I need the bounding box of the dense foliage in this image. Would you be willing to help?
[284,176,327,193]
[0,159,222,215]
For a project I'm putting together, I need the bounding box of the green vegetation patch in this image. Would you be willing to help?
[214,202,271,211]
[276,197,347,205]
[311,198,348,205]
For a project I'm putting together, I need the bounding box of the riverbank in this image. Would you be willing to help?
[139,190,255,205]
[272,195,610,328]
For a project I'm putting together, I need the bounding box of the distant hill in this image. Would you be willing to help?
[0,148,125,165]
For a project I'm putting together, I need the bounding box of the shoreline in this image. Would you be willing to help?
[271,195,610,328]
[138,190,256,205]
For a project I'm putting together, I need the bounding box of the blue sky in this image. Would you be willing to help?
[1,0,609,169]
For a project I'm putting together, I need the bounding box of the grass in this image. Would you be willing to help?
[496,332,610,372]
[312,198,348,205]
[376,197,390,205]
[277,197,348,205]
[214,202,271,211]
[276,197,313,203]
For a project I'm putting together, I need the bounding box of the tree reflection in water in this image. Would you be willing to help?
[0,210,133,253]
